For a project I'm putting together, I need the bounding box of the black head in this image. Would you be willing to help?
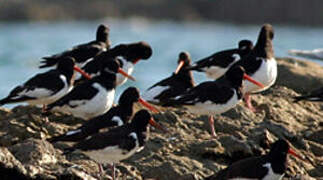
[131,110,152,132]
[238,40,253,51]
[56,56,75,72]
[96,24,110,44]
[178,51,191,67]
[269,139,290,158]
[118,87,140,105]
[124,41,153,63]
[225,66,245,88]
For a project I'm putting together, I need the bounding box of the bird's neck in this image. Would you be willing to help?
[253,37,274,59]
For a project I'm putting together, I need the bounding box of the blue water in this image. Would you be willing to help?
[0,19,322,108]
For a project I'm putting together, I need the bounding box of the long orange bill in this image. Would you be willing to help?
[149,117,168,133]
[139,98,160,113]
[243,74,265,88]
[174,60,185,74]
[118,68,136,81]
[73,66,91,80]
[288,148,304,160]
[133,58,141,64]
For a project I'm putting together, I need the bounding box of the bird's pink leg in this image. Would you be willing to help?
[208,116,217,137]
[243,93,257,112]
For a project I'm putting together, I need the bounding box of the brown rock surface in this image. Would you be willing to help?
[0,57,322,179]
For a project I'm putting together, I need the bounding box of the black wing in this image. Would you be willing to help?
[294,87,323,102]
[189,49,239,71]
[0,70,65,105]
[40,41,106,68]
[46,80,98,110]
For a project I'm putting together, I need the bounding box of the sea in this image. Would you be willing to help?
[0,19,322,108]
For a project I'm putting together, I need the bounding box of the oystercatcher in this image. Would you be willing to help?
[188,40,253,79]
[294,86,323,102]
[48,87,159,142]
[64,110,166,180]
[77,41,152,86]
[206,139,303,180]
[231,24,277,112]
[164,66,264,137]
[45,60,126,120]
[0,57,89,110]
[142,51,195,105]
[40,24,111,68]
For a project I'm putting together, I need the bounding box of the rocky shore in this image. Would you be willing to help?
[0,57,322,180]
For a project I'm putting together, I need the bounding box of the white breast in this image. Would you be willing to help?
[63,83,115,120]
[116,58,134,86]
[185,90,240,115]
[262,163,284,180]
[243,58,277,93]
[142,85,170,104]
[111,116,124,126]
[83,132,141,164]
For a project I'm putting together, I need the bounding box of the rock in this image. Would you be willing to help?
[0,147,29,179]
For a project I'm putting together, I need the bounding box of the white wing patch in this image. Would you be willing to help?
[111,116,124,126]
[66,129,82,136]
[262,163,284,180]
[142,85,170,103]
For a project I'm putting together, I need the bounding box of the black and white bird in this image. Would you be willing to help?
[142,52,195,105]
[48,87,159,143]
[40,24,111,68]
[164,66,264,137]
[206,139,303,180]
[188,40,253,79]
[0,57,89,111]
[77,41,152,86]
[45,60,128,120]
[64,110,166,180]
[294,86,323,102]
[230,24,277,112]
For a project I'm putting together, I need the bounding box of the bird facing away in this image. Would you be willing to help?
[45,60,126,120]
[230,24,277,112]
[188,39,253,79]
[0,57,89,107]
[64,110,167,179]
[48,87,159,143]
[40,24,111,68]
[206,139,303,180]
[164,66,264,137]
[77,41,152,86]
[142,51,195,105]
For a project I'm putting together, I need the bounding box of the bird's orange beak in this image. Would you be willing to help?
[118,68,136,81]
[73,66,91,80]
[174,60,185,74]
[243,74,265,88]
[149,117,168,133]
[288,148,303,160]
[139,98,160,113]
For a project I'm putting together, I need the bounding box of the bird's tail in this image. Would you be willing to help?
[0,98,10,106]
[293,95,321,102]
[39,57,58,68]
[48,129,85,143]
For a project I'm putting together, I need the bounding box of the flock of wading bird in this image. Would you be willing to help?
[0,23,317,179]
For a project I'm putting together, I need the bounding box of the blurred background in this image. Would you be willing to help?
[1,0,322,108]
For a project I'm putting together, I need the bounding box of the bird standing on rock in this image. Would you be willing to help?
[45,60,133,120]
[164,66,264,137]
[40,24,111,68]
[0,57,90,112]
[48,87,159,143]
[206,139,303,180]
[77,41,152,86]
[142,51,195,105]
[189,39,254,79]
[64,110,167,180]
[231,24,277,112]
